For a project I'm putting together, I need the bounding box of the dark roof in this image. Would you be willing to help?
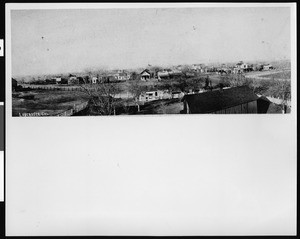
[140,69,151,74]
[182,86,259,113]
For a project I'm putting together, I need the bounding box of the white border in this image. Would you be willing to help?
[5,3,297,237]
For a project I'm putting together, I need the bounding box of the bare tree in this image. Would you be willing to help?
[268,79,291,113]
[77,81,122,115]
[127,80,145,112]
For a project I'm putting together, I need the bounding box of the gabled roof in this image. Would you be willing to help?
[182,86,259,113]
[140,69,151,75]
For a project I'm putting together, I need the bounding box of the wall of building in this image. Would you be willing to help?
[212,101,257,114]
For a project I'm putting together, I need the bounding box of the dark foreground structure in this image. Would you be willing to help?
[181,86,271,114]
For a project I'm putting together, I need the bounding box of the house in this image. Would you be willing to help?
[191,64,205,71]
[171,91,185,99]
[181,86,270,114]
[138,90,164,102]
[55,77,62,84]
[234,61,254,73]
[233,68,244,74]
[116,72,130,81]
[91,76,98,84]
[68,74,79,84]
[140,69,151,81]
[236,61,248,69]
[263,64,274,71]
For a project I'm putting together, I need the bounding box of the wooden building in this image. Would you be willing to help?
[140,69,151,81]
[181,86,271,114]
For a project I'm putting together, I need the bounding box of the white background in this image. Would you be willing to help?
[5,3,297,236]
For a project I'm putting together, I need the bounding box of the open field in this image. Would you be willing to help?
[12,89,89,116]
[245,69,291,81]
[259,71,291,80]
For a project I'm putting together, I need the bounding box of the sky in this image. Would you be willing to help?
[10,7,291,77]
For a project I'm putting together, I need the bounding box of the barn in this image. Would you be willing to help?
[181,86,271,114]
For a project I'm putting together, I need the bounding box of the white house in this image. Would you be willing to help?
[236,62,248,69]
[91,77,98,84]
[116,72,130,81]
[263,64,274,71]
[171,91,185,99]
[55,77,62,84]
[138,90,164,102]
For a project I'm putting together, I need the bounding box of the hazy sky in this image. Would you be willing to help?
[11,7,291,76]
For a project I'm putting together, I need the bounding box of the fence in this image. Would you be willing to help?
[20,84,89,92]
[56,101,89,117]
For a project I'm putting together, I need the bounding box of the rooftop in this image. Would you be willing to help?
[182,86,259,113]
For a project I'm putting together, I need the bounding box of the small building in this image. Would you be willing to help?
[55,77,62,84]
[140,69,151,81]
[263,64,274,71]
[171,91,185,99]
[91,76,98,84]
[138,90,164,102]
[181,86,270,114]
[234,61,253,73]
[236,61,248,69]
[191,64,205,71]
[116,72,130,81]
[68,74,79,84]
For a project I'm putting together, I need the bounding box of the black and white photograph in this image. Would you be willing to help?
[9,4,292,116]
[4,2,297,237]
